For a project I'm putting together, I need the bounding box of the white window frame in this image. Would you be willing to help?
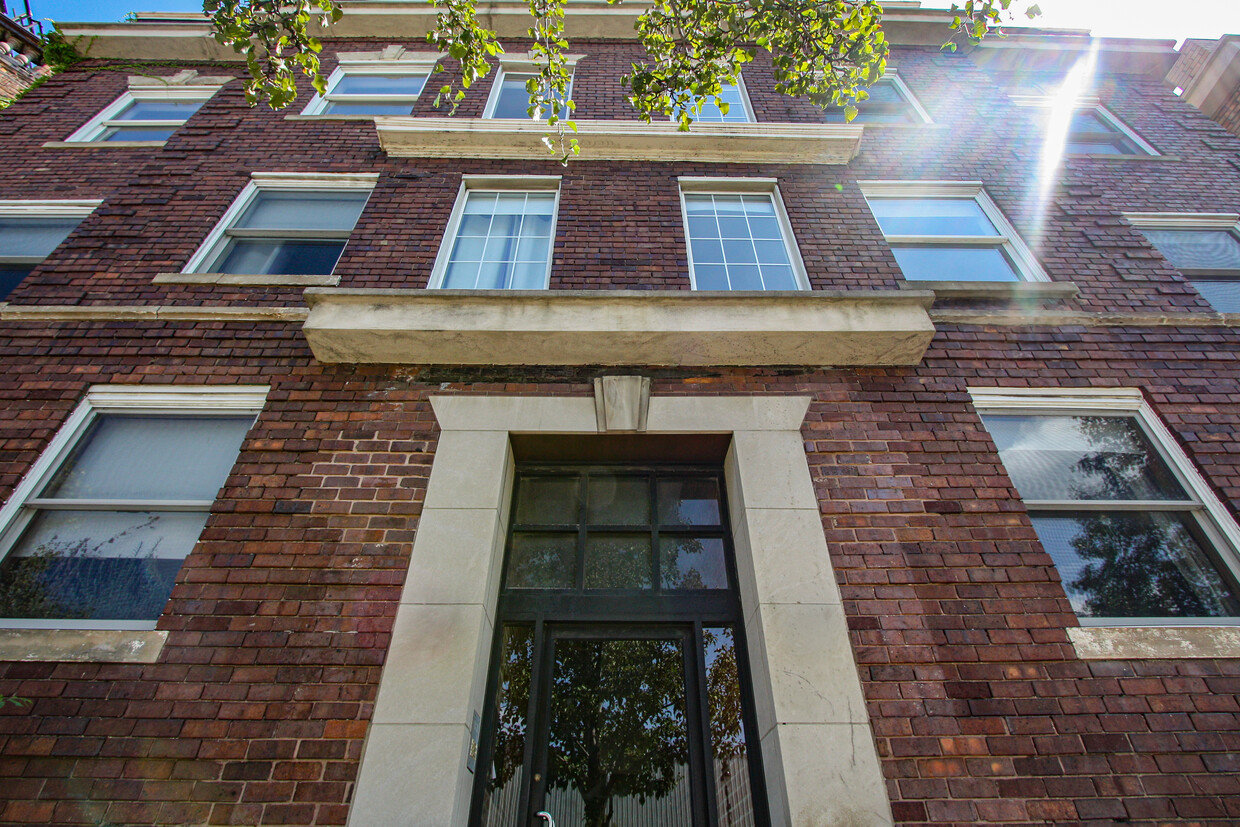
[428,175,562,290]
[859,180,1050,283]
[672,76,755,123]
[1124,213,1240,307]
[826,70,932,124]
[0,385,269,632]
[300,53,441,116]
[482,62,577,120]
[678,177,810,291]
[0,199,102,277]
[182,172,378,275]
[969,386,1240,627]
[1010,95,1159,157]
[65,85,219,143]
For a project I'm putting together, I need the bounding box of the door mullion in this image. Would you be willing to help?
[684,622,716,827]
[519,618,548,826]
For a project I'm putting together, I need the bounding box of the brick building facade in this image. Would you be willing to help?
[1,3,1240,825]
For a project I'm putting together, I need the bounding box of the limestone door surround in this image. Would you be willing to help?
[347,393,894,827]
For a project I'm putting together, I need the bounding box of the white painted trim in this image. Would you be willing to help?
[427,178,562,290]
[678,181,809,291]
[1008,96,1158,157]
[883,70,933,124]
[1122,213,1240,230]
[1083,104,1160,156]
[481,65,576,119]
[968,386,1240,625]
[300,58,435,116]
[859,181,1049,283]
[0,200,103,218]
[64,85,219,143]
[182,172,378,274]
[0,385,269,632]
[347,394,894,827]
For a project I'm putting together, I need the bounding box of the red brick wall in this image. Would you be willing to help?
[1,35,1240,826]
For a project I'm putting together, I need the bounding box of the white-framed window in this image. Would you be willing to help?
[65,86,218,143]
[0,200,101,300]
[1125,213,1240,313]
[679,178,807,291]
[859,181,1048,283]
[430,176,560,290]
[1012,95,1158,157]
[674,79,754,123]
[970,387,1240,626]
[184,172,377,276]
[0,385,268,630]
[483,64,575,120]
[300,53,439,116]
[822,72,931,124]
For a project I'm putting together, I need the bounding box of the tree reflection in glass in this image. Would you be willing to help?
[705,627,755,827]
[543,638,692,827]
[480,626,533,827]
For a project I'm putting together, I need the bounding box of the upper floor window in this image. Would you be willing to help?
[971,388,1240,624]
[1126,213,1240,313]
[301,50,440,116]
[184,173,376,276]
[0,385,266,630]
[66,86,217,143]
[675,80,753,123]
[484,59,576,120]
[860,181,1048,283]
[822,73,931,123]
[1012,95,1158,157]
[431,176,559,289]
[0,200,100,300]
[680,178,806,290]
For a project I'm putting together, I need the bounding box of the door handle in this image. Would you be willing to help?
[535,812,555,827]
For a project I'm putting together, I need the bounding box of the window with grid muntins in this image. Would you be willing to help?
[867,196,1022,282]
[1140,228,1240,312]
[440,191,556,290]
[682,193,799,290]
[204,189,370,275]
[674,82,751,123]
[979,412,1240,620]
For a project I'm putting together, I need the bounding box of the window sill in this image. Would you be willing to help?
[155,272,341,287]
[42,140,167,148]
[302,287,935,367]
[1065,153,1178,161]
[0,628,168,662]
[374,117,864,164]
[898,279,1079,300]
[1069,625,1240,659]
[284,114,383,122]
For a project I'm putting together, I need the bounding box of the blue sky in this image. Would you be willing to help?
[27,1,1240,45]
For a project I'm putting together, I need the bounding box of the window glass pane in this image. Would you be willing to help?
[491,74,534,119]
[507,533,577,589]
[515,477,580,525]
[1141,230,1240,271]
[658,478,722,526]
[542,637,692,826]
[1031,511,1240,618]
[587,474,650,525]
[685,194,795,290]
[216,239,346,275]
[661,537,728,589]
[331,73,426,96]
[235,191,369,231]
[869,198,999,236]
[679,83,749,122]
[1065,138,1132,155]
[478,626,533,827]
[705,627,757,827]
[0,217,82,257]
[0,510,210,621]
[1068,110,1120,134]
[43,415,253,501]
[442,191,556,289]
[0,263,33,301]
[113,99,204,121]
[101,126,176,142]
[982,415,1188,501]
[892,246,1019,281]
[1191,280,1240,312]
[584,535,652,589]
[822,81,916,123]
[320,101,415,115]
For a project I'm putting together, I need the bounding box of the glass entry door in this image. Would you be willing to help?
[472,466,767,827]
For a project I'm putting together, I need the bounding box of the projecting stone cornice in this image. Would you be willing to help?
[300,288,936,367]
[374,118,864,164]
